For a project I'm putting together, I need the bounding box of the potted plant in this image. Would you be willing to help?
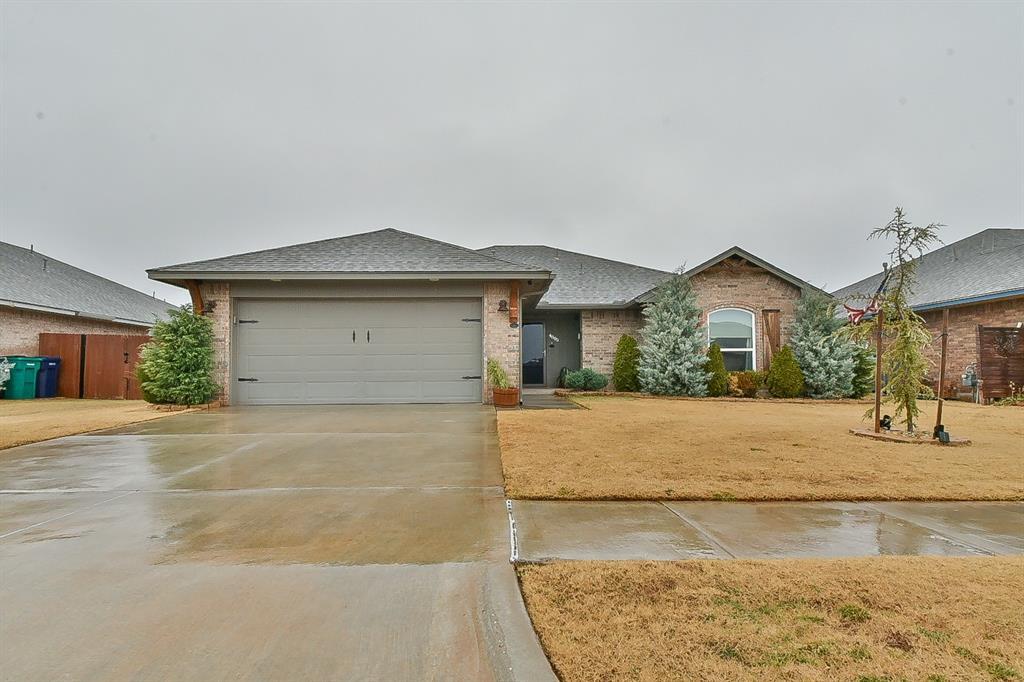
[486,359,519,407]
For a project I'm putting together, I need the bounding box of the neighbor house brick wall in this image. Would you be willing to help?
[689,258,803,371]
[198,282,233,405]
[919,296,1024,396]
[482,281,521,403]
[580,308,643,383]
[0,305,147,356]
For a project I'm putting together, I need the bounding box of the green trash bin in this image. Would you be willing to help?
[4,356,42,399]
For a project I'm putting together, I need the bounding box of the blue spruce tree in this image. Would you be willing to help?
[790,290,855,399]
[638,273,709,396]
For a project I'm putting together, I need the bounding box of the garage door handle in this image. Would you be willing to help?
[238,319,259,324]
[462,375,481,380]
[367,330,371,343]
[237,377,259,382]
[352,330,356,343]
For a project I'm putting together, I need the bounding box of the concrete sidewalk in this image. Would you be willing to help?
[510,500,1024,561]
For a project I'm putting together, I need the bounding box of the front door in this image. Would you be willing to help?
[522,322,545,386]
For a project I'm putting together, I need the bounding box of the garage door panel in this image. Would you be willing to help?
[234,298,483,405]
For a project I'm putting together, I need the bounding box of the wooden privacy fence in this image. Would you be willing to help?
[978,326,1023,402]
[38,333,150,399]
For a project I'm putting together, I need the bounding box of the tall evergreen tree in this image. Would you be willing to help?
[790,290,855,398]
[638,273,709,396]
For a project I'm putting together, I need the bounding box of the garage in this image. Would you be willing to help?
[233,298,482,405]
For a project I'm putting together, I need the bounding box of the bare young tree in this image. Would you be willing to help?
[842,207,942,432]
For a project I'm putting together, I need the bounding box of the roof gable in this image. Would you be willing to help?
[831,228,1024,310]
[635,246,825,303]
[477,245,671,307]
[1,242,175,325]
[149,228,550,280]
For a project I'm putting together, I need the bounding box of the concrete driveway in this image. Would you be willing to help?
[0,405,555,682]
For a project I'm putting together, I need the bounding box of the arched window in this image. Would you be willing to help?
[708,308,756,371]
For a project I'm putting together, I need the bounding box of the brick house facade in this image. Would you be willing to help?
[573,259,804,384]
[920,296,1024,397]
[579,308,644,378]
[196,278,527,405]
[0,306,148,356]
[688,257,803,372]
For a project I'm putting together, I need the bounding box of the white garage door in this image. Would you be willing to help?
[233,299,483,405]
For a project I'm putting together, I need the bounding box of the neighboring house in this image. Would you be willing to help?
[1,242,175,356]
[148,228,822,405]
[832,228,1024,401]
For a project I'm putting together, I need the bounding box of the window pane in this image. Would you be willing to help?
[722,351,753,371]
[709,309,753,349]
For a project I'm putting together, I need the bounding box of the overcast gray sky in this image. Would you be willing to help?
[2,1,1021,306]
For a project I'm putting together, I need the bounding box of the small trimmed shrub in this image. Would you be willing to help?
[137,305,218,405]
[729,370,765,398]
[765,346,805,398]
[705,343,729,397]
[486,358,514,389]
[565,368,609,391]
[612,335,640,392]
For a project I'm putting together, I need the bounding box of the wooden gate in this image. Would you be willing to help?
[38,333,150,399]
[978,326,1023,402]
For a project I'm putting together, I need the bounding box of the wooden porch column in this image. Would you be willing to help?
[184,280,205,315]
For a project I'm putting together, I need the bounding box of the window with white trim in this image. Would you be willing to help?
[708,308,756,371]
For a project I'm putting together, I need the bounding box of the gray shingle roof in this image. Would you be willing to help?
[831,228,1024,310]
[149,228,549,278]
[1,242,175,326]
[476,245,672,307]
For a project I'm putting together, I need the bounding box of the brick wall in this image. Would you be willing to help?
[919,296,1024,393]
[483,281,521,402]
[580,308,643,381]
[689,258,803,370]
[0,305,147,356]
[198,282,233,405]
[576,258,805,381]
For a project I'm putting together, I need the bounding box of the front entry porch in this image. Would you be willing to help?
[520,309,581,388]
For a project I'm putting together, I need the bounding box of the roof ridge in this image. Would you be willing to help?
[1,241,174,307]
[151,228,549,273]
[478,244,672,275]
[149,227,399,271]
[387,230,543,271]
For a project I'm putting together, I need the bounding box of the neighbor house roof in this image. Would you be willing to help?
[634,245,826,303]
[476,245,672,308]
[1,241,175,326]
[831,228,1024,311]
[149,228,551,281]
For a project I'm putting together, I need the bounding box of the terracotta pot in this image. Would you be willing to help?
[492,387,520,407]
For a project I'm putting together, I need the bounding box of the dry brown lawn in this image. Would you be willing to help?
[0,399,185,449]
[498,397,1024,500]
[518,557,1024,682]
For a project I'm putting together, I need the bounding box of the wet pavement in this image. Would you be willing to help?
[511,500,1024,562]
[0,405,555,682]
